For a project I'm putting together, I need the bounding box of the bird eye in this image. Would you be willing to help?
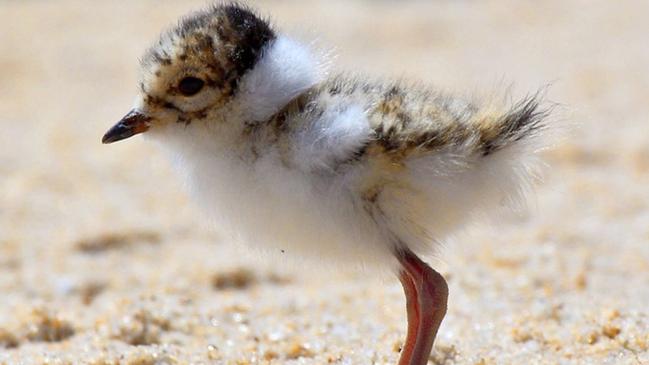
[178,76,205,96]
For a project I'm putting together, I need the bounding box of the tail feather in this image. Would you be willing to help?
[480,95,549,157]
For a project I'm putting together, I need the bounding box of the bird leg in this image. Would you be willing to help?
[396,249,449,365]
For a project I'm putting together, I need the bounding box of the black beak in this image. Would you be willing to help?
[102,110,152,144]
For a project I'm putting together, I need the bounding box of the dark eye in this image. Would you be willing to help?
[178,76,205,96]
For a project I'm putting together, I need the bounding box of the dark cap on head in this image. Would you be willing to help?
[142,3,276,94]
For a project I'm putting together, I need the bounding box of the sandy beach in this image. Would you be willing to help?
[1,1,648,364]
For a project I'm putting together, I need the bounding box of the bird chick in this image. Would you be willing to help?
[103,4,548,365]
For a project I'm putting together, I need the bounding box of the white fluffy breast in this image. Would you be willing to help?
[169,139,394,268]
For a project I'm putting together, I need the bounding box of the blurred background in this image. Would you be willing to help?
[1,0,648,364]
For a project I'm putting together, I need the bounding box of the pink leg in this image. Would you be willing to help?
[396,249,449,365]
[398,271,419,365]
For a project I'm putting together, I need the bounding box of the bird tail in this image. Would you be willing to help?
[477,95,550,158]
[404,92,553,249]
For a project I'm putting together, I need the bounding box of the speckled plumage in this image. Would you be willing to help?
[103,4,549,364]
[104,2,549,265]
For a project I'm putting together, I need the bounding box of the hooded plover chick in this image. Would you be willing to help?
[103,4,548,364]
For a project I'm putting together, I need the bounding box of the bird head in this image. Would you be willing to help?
[102,4,277,144]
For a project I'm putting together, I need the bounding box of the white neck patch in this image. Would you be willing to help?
[236,36,324,122]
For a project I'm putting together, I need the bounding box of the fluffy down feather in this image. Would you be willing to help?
[148,33,548,271]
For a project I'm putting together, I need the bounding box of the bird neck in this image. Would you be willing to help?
[234,35,325,123]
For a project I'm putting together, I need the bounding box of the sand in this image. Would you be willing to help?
[1,0,648,364]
